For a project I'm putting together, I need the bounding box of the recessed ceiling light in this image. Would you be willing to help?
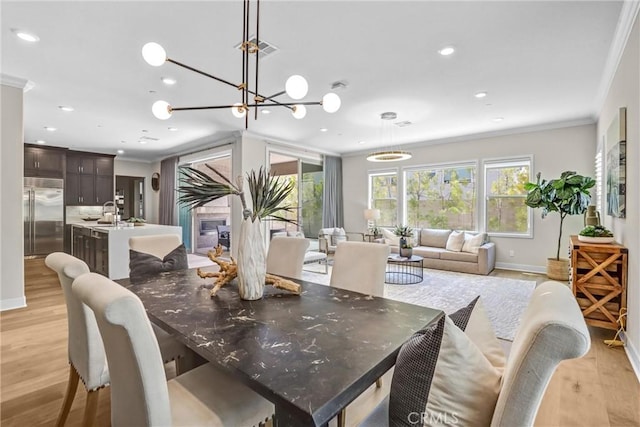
[139,140,147,144]
[358,140,366,145]
[12,29,39,42]
[35,140,46,145]
[142,129,148,133]
[120,140,127,144]
[58,105,74,112]
[493,117,504,122]
[44,126,57,132]
[161,77,176,85]
[438,46,455,56]
[117,149,124,154]
[261,109,271,115]
[149,90,157,94]
[320,128,328,132]
[168,127,178,131]
[475,92,487,98]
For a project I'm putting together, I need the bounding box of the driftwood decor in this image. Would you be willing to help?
[197,245,301,297]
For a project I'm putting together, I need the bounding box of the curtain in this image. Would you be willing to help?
[159,156,178,225]
[322,155,343,227]
[178,166,192,251]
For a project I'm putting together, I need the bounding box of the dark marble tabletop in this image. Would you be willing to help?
[118,268,442,426]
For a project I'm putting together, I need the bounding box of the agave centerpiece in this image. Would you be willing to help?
[178,165,295,300]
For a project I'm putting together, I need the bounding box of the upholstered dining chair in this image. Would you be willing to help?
[329,241,390,426]
[46,252,192,426]
[266,236,310,279]
[72,272,274,427]
[357,281,591,427]
[45,252,103,427]
[330,241,390,297]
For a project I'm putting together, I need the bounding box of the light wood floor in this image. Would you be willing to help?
[1,259,638,426]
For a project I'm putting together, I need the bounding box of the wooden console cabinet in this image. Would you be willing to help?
[570,235,628,330]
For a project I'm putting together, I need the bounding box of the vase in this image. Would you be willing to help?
[236,217,266,300]
[399,247,413,258]
[547,258,569,281]
[584,206,601,226]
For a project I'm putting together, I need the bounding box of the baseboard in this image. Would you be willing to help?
[621,331,640,382]
[0,296,26,311]
[495,262,546,274]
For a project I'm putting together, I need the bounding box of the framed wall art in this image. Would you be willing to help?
[606,107,626,218]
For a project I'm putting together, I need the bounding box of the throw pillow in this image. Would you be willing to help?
[445,230,465,252]
[449,296,506,369]
[129,244,188,279]
[381,228,400,246]
[461,232,485,254]
[389,315,502,426]
[331,227,347,246]
[287,230,305,238]
[420,229,452,248]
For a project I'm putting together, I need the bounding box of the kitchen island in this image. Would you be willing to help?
[70,222,181,279]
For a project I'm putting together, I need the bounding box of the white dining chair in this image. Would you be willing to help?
[46,252,193,426]
[329,241,390,426]
[72,272,274,427]
[357,281,591,427]
[129,234,183,261]
[266,236,310,279]
[330,241,390,297]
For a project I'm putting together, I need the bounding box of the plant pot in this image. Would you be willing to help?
[547,258,569,281]
[399,247,413,258]
[577,235,614,244]
[236,217,266,300]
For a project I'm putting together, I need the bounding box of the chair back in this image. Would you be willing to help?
[72,273,171,426]
[129,234,181,260]
[490,281,591,426]
[330,241,390,297]
[44,252,108,390]
[266,236,310,279]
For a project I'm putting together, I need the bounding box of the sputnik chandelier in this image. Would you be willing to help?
[142,0,341,128]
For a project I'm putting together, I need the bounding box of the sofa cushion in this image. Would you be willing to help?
[420,229,452,248]
[440,250,478,263]
[413,247,447,259]
[381,228,400,246]
[389,315,502,426]
[462,232,486,254]
[445,230,465,252]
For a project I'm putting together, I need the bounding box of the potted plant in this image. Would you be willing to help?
[578,225,614,244]
[525,170,595,280]
[178,165,295,300]
[394,225,414,258]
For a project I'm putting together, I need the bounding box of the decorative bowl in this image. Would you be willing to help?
[578,235,614,244]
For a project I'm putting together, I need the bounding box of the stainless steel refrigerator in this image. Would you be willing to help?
[24,177,64,256]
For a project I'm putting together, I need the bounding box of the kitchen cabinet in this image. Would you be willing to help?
[66,152,114,205]
[24,145,66,178]
[71,225,109,275]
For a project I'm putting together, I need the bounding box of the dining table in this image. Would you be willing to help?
[118,267,443,426]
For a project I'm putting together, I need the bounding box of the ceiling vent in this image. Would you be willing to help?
[139,135,159,142]
[331,81,348,90]
[235,36,278,59]
[395,121,412,127]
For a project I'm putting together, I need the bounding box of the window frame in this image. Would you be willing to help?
[368,168,399,228]
[483,156,533,238]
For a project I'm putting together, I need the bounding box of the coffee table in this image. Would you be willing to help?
[386,254,424,284]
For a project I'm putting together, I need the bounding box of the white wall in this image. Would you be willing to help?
[597,12,640,377]
[114,158,158,223]
[342,123,596,271]
[1,79,26,310]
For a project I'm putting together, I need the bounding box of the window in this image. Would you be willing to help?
[404,163,477,230]
[595,144,603,213]
[484,159,531,236]
[369,171,398,227]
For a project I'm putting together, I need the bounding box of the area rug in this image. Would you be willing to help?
[188,254,534,341]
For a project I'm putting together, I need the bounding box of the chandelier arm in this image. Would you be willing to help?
[167,59,240,91]
[254,0,260,121]
[242,0,247,110]
[245,0,251,129]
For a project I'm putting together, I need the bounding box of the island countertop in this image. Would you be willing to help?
[70,223,181,279]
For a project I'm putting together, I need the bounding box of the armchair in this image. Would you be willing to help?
[216,225,230,250]
[318,227,365,257]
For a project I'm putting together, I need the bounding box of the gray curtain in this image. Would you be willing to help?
[159,156,179,225]
[322,155,343,227]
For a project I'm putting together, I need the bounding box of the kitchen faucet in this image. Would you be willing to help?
[102,201,116,223]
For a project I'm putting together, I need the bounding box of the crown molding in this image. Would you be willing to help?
[0,74,34,92]
[593,1,640,115]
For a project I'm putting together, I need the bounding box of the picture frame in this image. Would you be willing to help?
[606,107,626,218]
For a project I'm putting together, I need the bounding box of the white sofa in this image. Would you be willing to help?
[381,228,496,275]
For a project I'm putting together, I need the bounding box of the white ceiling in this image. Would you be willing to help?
[1,1,625,161]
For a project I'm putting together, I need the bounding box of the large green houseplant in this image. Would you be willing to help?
[178,165,295,300]
[524,170,595,279]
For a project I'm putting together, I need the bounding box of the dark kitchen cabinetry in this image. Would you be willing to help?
[71,226,109,276]
[24,145,66,178]
[66,152,114,205]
